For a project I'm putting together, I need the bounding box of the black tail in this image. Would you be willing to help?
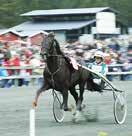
[86,78,103,92]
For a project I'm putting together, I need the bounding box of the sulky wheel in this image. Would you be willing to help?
[53,92,65,123]
[114,93,127,124]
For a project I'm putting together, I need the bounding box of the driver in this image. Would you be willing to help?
[88,51,108,90]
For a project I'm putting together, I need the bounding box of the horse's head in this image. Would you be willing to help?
[41,32,55,58]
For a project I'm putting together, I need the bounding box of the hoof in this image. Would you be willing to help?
[32,101,37,108]
[77,104,86,111]
[64,108,68,111]
[64,107,69,111]
[72,110,83,122]
[64,107,72,111]
[68,107,72,112]
[70,104,75,110]
[81,104,86,110]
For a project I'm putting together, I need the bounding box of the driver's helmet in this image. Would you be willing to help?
[94,51,104,60]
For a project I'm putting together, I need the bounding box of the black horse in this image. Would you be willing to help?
[32,32,91,111]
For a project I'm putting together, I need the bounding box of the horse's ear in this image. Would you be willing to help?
[48,32,55,38]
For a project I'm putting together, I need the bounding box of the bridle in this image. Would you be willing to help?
[42,39,63,88]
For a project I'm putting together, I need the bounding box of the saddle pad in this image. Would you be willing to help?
[69,57,79,70]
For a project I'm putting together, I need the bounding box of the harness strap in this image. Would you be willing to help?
[46,58,62,88]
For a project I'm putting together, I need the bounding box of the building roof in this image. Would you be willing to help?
[11,20,96,31]
[21,7,117,17]
[0,29,48,37]
[0,29,22,36]
[17,30,48,37]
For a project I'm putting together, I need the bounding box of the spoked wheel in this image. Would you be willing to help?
[53,91,65,123]
[114,93,127,124]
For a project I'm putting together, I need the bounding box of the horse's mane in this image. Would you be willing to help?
[54,39,65,57]
[54,39,75,71]
[47,32,64,56]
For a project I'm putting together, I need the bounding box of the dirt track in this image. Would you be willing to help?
[0,81,132,136]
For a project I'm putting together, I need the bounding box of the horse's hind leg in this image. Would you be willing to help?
[32,83,50,107]
[69,87,78,105]
[77,83,85,111]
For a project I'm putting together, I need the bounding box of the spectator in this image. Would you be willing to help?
[20,55,30,86]
[0,61,10,88]
[3,44,12,60]
[29,55,41,67]
[10,53,21,86]
[121,60,132,80]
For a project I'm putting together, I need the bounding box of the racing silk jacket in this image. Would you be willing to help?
[89,62,108,76]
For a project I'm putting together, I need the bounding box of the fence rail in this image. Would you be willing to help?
[106,71,132,75]
[0,64,131,80]
[107,63,132,67]
[0,63,131,70]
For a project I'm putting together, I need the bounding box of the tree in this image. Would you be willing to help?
[0,0,131,28]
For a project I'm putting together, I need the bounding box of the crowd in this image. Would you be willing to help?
[63,35,132,64]
[63,35,132,81]
[0,42,44,87]
[0,35,132,88]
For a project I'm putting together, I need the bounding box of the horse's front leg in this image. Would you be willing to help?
[62,89,69,111]
[32,84,50,108]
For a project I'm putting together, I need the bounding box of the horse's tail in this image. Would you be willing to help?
[86,77,94,91]
[86,77,103,93]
